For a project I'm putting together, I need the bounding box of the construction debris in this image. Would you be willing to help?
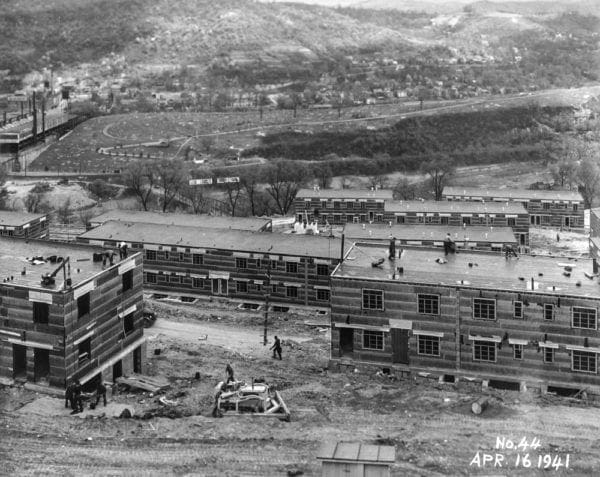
[471,397,489,415]
[116,374,170,393]
[212,380,291,421]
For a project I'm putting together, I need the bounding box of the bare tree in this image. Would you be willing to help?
[155,159,187,212]
[240,169,263,216]
[221,180,243,216]
[24,191,43,213]
[265,160,307,215]
[180,183,207,214]
[123,160,156,210]
[420,154,455,201]
[78,208,94,228]
[551,158,578,189]
[0,166,8,210]
[201,136,215,155]
[576,158,600,209]
[56,197,72,224]
[393,178,418,200]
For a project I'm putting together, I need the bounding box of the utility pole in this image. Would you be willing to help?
[263,266,271,346]
[32,91,37,143]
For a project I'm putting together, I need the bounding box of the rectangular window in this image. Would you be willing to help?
[572,307,597,330]
[396,216,405,224]
[236,258,247,269]
[544,304,554,321]
[572,350,597,373]
[544,347,554,363]
[77,293,90,320]
[317,264,329,276]
[236,281,248,293]
[473,341,496,362]
[33,302,49,324]
[164,251,170,260]
[543,202,551,210]
[573,203,579,211]
[317,289,330,301]
[192,277,202,288]
[514,301,523,319]
[146,273,157,284]
[123,312,135,335]
[271,260,278,269]
[362,289,384,310]
[347,202,354,210]
[286,262,298,274]
[508,218,516,227]
[440,216,448,225]
[179,252,185,262]
[271,284,277,294]
[146,250,156,261]
[122,270,133,292]
[286,286,298,298]
[418,294,439,315]
[513,344,523,360]
[473,298,495,320]
[78,338,91,364]
[462,216,471,225]
[363,330,384,350]
[170,275,181,283]
[417,335,440,357]
[193,254,203,265]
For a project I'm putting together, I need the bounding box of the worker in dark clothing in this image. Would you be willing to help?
[225,364,235,383]
[71,379,84,413]
[271,336,282,360]
[65,381,75,409]
[443,233,455,256]
[94,381,107,407]
[119,242,128,259]
[504,244,519,259]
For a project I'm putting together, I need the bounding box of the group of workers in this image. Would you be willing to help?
[65,379,107,414]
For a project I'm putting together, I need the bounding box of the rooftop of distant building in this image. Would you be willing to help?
[443,186,583,202]
[296,188,393,200]
[79,221,347,259]
[0,237,133,291]
[89,210,272,231]
[384,200,527,214]
[0,210,47,227]
[333,244,598,297]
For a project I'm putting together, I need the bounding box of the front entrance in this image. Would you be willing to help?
[13,344,26,379]
[112,360,123,382]
[34,348,50,383]
[519,233,526,246]
[133,346,142,373]
[339,328,354,357]
[212,278,228,296]
[391,329,409,364]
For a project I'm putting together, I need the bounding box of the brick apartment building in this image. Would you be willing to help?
[443,186,584,230]
[330,244,600,391]
[0,237,145,390]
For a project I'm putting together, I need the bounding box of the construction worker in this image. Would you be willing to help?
[65,381,75,409]
[443,233,455,256]
[94,381,107,407]
[225,364,234,384]
[271,336,282,360]
[504,244,519,259]
[71,379,84,413]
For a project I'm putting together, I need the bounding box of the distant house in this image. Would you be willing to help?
[443,187,584,230]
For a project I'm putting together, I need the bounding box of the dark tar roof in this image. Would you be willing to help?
[333,244,599,298]
[0,210,46,227]
[385,200,527,214]
[316,442,395,463]
[296,188,393,200]
[443,186,583,202]
[79,221,346,259]
[89,210,271,231]
[0,237,130,291]
[343,224,517,243]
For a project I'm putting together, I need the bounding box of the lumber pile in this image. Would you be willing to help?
[116,373,170,393]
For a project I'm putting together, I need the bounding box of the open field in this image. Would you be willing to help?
[29,85,600,174]
[2,297,600,476]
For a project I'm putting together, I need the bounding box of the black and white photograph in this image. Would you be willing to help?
[0,0,599,474]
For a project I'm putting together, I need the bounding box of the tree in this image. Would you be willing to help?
[180,183,207,214]
[155,159,187,212]
[576,158,600,209]
[420,154,455,201]
[550,158,578,189]
[56,197,72,224]
[88,179,118,202]
[201,136,215,155]
[265,160,308,215]
[240,169,263,216]
[122,160,157,211]
[393,178,419,200]
[0,167,8,209]
[314,162,333,189]
[78,208,94,228]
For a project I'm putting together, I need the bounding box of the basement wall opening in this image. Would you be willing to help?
[271,306,289,313]
[488,379,521,391]
[180,296,197,303]
[152,294,168,300]
[442,374,456,383]
[238,303,261,310]
[547,385,582,398]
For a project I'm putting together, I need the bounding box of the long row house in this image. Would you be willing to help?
[77,220,346,308]
[330,243,600,392]
[0,211,49,239]
[0,237,145,389]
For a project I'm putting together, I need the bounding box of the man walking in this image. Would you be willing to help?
[71,379,84,413]
[94,380,107,407]
[225,364,235,383]
[270,336,282,360]
[65,381,75,409]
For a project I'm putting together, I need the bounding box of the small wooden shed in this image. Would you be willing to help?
[316,442,395,477]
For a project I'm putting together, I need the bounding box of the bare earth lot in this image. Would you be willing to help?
[2,298,600,476]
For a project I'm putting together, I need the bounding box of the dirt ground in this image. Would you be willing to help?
[2,297,600,476]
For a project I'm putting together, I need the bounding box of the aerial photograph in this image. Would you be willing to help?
[0,0,599,475]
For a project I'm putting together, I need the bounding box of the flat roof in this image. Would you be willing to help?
[343,224,517,244]
[317,442,395,463]
[0,211,46,227]
[384,200,527,214]
[443,186,583,202]
[0,237,131,291]
[296,188,393,200]
[333,244,599,297]
[79,221,346,259]
[90,210,271,231]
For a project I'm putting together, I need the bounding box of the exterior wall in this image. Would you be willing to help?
[331,276,600,388]
[352,238,516,253]
[0,216,49,239]
[294,197,387,225]
[444,195,584,230]
[590,210,600,259]
[383,210,530,247]
[0,253,144,389]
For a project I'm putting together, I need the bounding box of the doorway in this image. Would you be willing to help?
[112,360,123,382]
[34,348,50,382]
[391,329,409,364]
[212,278,228,296]
[13,344,26,379]
[339,328,354,357]
[133,346,142,373]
